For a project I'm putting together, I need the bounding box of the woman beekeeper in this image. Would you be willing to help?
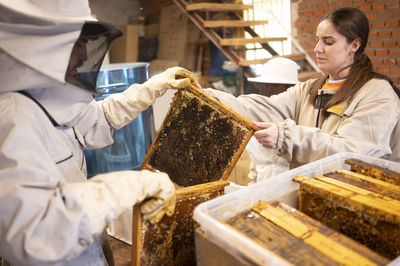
[0,0,197,265]
[199,7,400,170]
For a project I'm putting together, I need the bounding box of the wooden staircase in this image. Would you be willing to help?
[172,0,320,80]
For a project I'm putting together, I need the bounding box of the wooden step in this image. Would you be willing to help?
[239,53,306,66]
[203,20,269,28]
[186,3,252,12]
[220,37,287,46]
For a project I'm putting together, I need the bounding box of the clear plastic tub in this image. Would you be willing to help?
[193,152,400,265]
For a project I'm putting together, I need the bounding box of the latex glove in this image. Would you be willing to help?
[102,66,198,129]
[254,122,279,149]
[61,170,176,235]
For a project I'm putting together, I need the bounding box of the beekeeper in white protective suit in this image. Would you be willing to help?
[246,58,299,183]
[0,0,197,265]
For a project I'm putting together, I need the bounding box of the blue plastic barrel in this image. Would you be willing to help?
[85,62,155,177]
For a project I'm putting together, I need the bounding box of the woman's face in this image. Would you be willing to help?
[314,20,360,79]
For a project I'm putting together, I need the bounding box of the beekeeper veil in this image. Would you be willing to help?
[0,0,122,96]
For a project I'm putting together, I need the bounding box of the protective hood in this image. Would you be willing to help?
[0,0,122,95]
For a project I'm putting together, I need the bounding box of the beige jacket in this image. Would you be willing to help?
[205,78,400,169]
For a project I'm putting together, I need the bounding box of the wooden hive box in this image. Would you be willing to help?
[132,180,229,266]
[222,200,389,266]
[132,84,258,266]
[293,174,400,259]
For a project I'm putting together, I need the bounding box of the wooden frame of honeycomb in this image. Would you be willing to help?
[141,84,258,187]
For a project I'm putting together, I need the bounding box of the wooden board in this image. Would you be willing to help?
[223,201,388,265]
[345,158,400,186]
[131,180,229,266]
[293,175,400,259]
[203,20,269,28]
[220,37,287,46]
[325,170,400,200]
[186,3,252,11]
[141,84,258,187]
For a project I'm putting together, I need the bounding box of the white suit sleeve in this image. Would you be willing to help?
[204,82,302,123]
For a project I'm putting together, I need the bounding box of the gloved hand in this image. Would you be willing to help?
[102,66,198,129]
[61,170,176,235]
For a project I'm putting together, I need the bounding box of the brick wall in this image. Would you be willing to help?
[292,0,400,88]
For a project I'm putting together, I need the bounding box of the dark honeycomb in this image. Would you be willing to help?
[144,87,252,187]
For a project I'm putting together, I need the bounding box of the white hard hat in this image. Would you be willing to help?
[248,57,300,84]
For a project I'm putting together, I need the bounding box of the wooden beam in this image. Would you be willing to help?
[239,53,306,66]
[186,3,252,12]
[203,20,269,28]
[220,37,287,46]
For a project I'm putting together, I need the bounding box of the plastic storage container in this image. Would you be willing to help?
[85,62,155,177]
[193,152,400,265]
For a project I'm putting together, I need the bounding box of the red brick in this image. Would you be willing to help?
[389,49,400,57]
[314,9,324,16]
[383,40,397,48]
[369,31,378,38]
[359,4,372,11]
[295,19,307,27]
[372,58,383,65]
[369,40,382,48]
[343,0,353,5]
[304,10,313,17]
[298,2,308,10]
[381,11,395,20]
[386,20,400,28]
[310,17,320,25]
[379,67,391,74]
[392,30,400,38]
[384,58,397,66]
[387,1,400,9]
[377,31,391,38]
[375,49,389,57]
[310,2,318,9]
[372,3,385,10]
[391,67,400,75]
[366,51,375,58]
[304,26,314,33]
[330,1,339,7]
[371,21,385,29]
[317,2,328,8]
[366,12,378,20]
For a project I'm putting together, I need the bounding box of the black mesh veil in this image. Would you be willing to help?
[65,21,122,96]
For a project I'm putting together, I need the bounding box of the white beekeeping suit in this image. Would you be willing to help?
[0,0,197,265]
[246,58,299,183]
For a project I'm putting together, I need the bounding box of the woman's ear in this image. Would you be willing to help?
[351,38,361,53]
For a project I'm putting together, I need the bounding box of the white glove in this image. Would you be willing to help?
[102,66,198,129]
[61,170,176,235]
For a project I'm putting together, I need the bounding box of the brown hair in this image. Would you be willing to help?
[309,7,399,114]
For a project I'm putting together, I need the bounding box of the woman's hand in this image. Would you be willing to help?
[193,80,202,89]
[253,122,279,149]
